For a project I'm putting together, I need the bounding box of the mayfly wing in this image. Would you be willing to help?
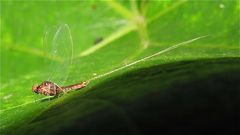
[43,24,73,86]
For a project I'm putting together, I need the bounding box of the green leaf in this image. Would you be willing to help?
[0,1,239,135]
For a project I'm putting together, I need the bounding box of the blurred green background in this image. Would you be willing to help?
[0,0,239,135]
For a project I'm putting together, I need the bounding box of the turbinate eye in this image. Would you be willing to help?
[44,82,49,86]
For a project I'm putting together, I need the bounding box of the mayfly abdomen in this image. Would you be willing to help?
[61,82,87,92]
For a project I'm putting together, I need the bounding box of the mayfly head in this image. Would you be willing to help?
[32,84,39,94]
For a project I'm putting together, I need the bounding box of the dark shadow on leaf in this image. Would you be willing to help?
[15,57,240,135]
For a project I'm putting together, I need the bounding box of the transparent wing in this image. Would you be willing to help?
[43,24,73,86]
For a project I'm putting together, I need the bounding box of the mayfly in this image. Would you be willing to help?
[32,24,207,97]
[32,24,87,96]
